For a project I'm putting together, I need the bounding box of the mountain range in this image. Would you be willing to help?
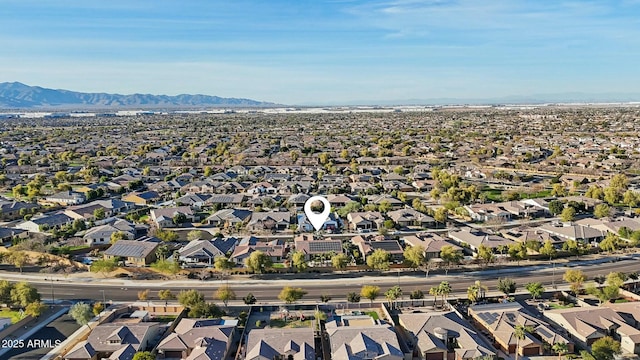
[0,82,275,109]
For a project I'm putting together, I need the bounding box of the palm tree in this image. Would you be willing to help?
[552,342,569,360]
[514,325,528,360]
[468,280,488,304]
[438,281,452,310]
[429,286,440,309]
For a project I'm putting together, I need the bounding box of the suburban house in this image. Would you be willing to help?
[0,200,39,221]
[16,212,74,233]
[177,238,238,267]
[205,208,252,228]
[245,328,315,360]
[387,208,436,228]
[205,194,246,208]
[538,223,606,245]
[122,191,161,206]
[82,219,145,246]
[297,212,341,233]
[156,318,236,360]
[65,323,162,360]
[448,228,513,253]
[0,227,27,246]
[104,238,159,266]
[326,324,404,360]
[231,238,286,265]
[246,211,292,232]
[544,307,640,354]
[398,311,497,360]
[44,190,86,205]
[502,227,564,246]
[402,233,462,260]
[469,302,572,357]
[346,211,385,231]
[150,206,195,228]
[293,235,343,261]
[351,235,404,263]
[174,193,211,209]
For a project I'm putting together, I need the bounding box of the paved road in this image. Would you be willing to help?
[2,310,80,360]
[25,256,640,303]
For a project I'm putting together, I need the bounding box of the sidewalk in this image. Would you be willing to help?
[0,305,69,359]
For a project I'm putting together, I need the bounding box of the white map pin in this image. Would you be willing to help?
[304,195,331,232]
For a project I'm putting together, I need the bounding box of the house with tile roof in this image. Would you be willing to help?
[326,325,404,360]
[469,302,572,357]
[398,311,497,360]
[104,238,159,266]
[245,328,315,360]
[156,318,236,360]
[65,323,161,360]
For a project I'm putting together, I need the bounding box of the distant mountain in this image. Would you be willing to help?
[0,82,276,109]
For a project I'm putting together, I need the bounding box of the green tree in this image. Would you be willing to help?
[551,183,567,197]
[243,293,257,305]
[244,250,273,273]
[69,302,93,327]
[539,239,557,260]
[508,242,528,265]
[347,292,361,303]
[498,278,517,298]
[8,251,28,273]
[187,230,203,241]
[440,245,463,275]
[10,282,40,307]
[155,229,178,242]
[155,244,170,260]
[384,285,403,307]
[361,285,380,303]
[92,302,105,316]
[214,256,235,274]
[438,281,452,309]
[137,289,149,301]
[599,233,620,254]
[378,200,392,213]
[562,239,586,260]
[467,280,488,304]
[25,301,46,318]
[278,286,307,303]
[560,207,575,222]
[590,336,621,360]
[366,248,390,271]
[476,245,494,267]
[291,251,308,272]
[331,253,349,270]
[594,203,611,218]
[0,280,13,304]
[548,200,564,215]
[552,342,569,360]
[177,289,205,308]
[93,208,106,220]
[151,259,181,277]
[110,231,126,244]
[563,269,587,294]
[525,282,545,300]
[215,285,236,308]
[90,258,118,277]
[429,286,440,307]
[403,245,425,270]
[132,352,155,360]
[158,289,176,301]
[434,207,447,227]
[410,290,424,299]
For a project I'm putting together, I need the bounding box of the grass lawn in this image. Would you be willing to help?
[271,263,286,269]
[548,302,574,310]
[269,318,312,328]
[366,311,379,320]
[0,308,26,323]
[152,315,177,322]
[614,298,630,303]
[482,189,503,202]
[520,189,552,199]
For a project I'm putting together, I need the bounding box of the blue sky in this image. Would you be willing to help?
[2,0,639,104]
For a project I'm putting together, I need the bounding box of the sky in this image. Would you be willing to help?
[1,0,640,105]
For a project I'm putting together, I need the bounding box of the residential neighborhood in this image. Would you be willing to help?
[1,107,640,359]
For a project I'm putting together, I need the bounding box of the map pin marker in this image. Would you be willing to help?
[304,196,331,232]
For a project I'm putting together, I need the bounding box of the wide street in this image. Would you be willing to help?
[18,255,640,303]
